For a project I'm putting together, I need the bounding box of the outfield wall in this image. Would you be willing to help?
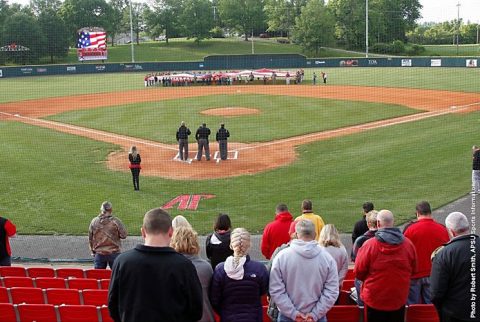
[0,56,478,78]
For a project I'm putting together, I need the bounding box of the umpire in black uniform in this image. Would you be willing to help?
[195,123,211,161]
[176,121,191,161]
[216,123,230,160]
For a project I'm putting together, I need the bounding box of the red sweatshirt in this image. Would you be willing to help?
[261,211,293,259]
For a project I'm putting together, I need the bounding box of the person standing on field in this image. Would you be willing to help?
[216,123,230,161]
[128,146,141,191]
[176,121,191,161]
[195,123,211,161]
[472,145,480,193]
[0,215,17,266]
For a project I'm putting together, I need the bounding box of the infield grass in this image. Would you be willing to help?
[1,111,478,234]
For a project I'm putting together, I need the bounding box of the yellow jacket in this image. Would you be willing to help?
[295,212,325,241]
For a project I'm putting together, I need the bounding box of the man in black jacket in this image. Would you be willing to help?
[351,202,374,244]
[108,208,203,322]
[430,211,480,322]
[216,123,230,160]
[176,121,191,161]
[195,123,211,161]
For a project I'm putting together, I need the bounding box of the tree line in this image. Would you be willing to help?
[0,0,478,64]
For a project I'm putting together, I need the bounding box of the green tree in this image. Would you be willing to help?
[29,0,62,15]
[123,2,147,44]
[60,0,112,43]
[264,0,307,38]
[181,0,214,44]
[328,0,365,49]
[2,12,46,63]
[145,0,184,44]
[108,0,126,46]
[292,0,334,55]
[218,0,265,41]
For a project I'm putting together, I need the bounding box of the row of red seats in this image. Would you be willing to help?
[0,266,111,279]
[0,302,113,322]
[0,287,107,306]
[0,276,110,289]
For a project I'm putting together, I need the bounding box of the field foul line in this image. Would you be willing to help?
[0,112,178,152]
[236,102,480,152]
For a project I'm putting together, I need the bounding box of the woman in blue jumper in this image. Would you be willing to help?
[210,228,269,322]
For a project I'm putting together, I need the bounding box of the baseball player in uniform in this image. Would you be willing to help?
[195,123,211,161]
[216,123,230,160]
[176,121,191,161]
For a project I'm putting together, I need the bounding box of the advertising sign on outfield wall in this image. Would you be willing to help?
[0,69,2,77]
[431,59,442,67]
[467,59,477,67]
[401,59,412,67]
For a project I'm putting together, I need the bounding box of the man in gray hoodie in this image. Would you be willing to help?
[269,219,339,322]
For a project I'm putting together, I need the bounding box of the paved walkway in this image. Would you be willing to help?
[11,194,476,264]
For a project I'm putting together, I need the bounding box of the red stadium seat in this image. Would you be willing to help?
[0,303,16,322]
[261,294,268,306]
[0,286,10,303]
[326,305,361,322]
[17,303,57,322]
[58,304,100,322]
[68,278,99,290]
[46,288,81,305]
[56,268,85,279]
[2,276,34,288]
[85,269,111,280]
[345,268,355,280]
[406,304,440,322]
[101,305,114,322]
[82,289,108,306]
[100,279,110,289]
[337,290,357,305]
[10,286,45,304]
[341,279,355,291]
[35,277,67,289]
[263,305,271,321]
[27,267,55,278]
[0,266,27,277]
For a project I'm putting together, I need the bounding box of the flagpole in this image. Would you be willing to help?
[129,0,135,63]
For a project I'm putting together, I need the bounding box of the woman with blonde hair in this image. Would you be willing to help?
[210,228,269,322]
[171,226,215,322]
[319,224,349,288]
[128,146,141,191]
[171,215,192,230]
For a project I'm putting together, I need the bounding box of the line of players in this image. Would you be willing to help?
[176,122,230,162]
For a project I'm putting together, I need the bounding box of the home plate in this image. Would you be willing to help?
[14,114,20,117]
[450,106,457,109]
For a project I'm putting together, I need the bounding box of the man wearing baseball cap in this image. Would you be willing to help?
[88,201,127,269]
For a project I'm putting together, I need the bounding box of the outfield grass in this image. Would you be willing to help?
[1,111,478,234]
[47,94,417,143]
[1,68,479,104]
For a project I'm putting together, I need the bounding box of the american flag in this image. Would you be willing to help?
[76,31,107,49]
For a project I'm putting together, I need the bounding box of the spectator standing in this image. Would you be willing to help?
[89,201,127,269]
[295,199,325,241]
[351,210,378,306]
[261,203,294,260]
[176,121,191,161]
[196,123,211,161]
[318,224,349,290]
[128,146,141,191]
[269,219,339,322]
[216,123,230,161]
[172,215,192,230]
[473,145,480,193]
[431,212,480,322]
[403,201,449,304]
[351,202,374,244]
[206,213,234,270]
[0,215,17,266]
[210,228,269,322]
[355,210,417,322]
[171,226,215,322]
[108,208,203,322]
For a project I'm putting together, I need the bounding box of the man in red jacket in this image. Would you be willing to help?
[261,203,293,259]
[355,210,417,322]
[0,215,17,266]
[403,201,449,304]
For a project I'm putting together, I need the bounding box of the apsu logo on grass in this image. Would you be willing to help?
[162,194,216,211]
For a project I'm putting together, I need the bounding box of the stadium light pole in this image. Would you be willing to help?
[129,0,135,63]
[456,1,460,56]
[365,0,369,58]
[251,29,255,54]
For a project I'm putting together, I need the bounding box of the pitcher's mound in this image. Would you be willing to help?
[201,107,260,117]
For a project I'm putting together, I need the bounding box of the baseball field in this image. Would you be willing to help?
[0,67,479,235]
